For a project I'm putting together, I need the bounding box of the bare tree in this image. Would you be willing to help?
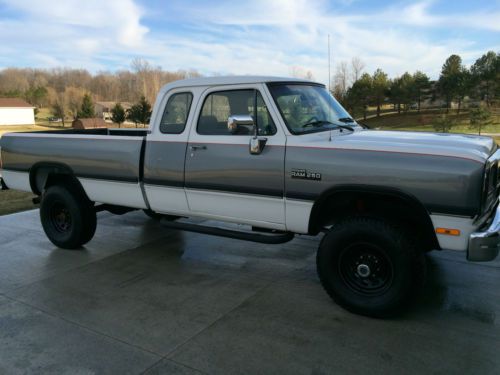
[289,66,315,80]
[0,61,201,107]
[351,57,366,83]
[65,86,86,119]
[51,92,67,127]
[333,61,350,100]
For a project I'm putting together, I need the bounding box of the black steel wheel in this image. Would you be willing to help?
[338,243,394,296]
[40,184,96,249]
[48,201,73,233]
[317,216,425,318]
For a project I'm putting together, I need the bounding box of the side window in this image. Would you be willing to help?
[197,90,277,136]
[159,92,193,134]
[256,92,277,136]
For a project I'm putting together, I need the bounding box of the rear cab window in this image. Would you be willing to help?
[159,92,193,134]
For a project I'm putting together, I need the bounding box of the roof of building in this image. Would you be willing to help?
[160,76,318,92]
[72,118,109,129]
[0,98,35,108]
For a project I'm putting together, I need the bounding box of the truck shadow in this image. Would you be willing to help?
[410,253,497,325]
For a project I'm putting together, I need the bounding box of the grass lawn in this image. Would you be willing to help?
[361,108,500,135]
[0,190,37,216]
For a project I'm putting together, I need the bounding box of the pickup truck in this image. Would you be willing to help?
[1,76,499,318]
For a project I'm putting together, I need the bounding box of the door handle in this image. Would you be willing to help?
[190,145,207,151]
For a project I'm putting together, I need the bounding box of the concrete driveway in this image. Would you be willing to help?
[0,210,499,374]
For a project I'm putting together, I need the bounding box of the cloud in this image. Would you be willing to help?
[0,0,148,47]
[0,0,498,84]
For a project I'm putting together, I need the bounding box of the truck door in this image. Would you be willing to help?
[184,85,286,229]
[143,90,194,216]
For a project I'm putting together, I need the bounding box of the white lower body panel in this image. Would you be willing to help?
[1,170,31,191]
[186,188,286,230]
[145,184,190,215]
[430,214,477,251]
[78,178,147,209]
[285,199,313,234]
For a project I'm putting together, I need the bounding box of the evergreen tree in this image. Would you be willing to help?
[471,51,499,106]
[469,106,492,135]
[412,71,430,112]
[137,96,152,127]
[126,104,141,128]
[371,69,389,117]
[438,55,463,113]
[346,73,372,120]
[111,102,126,128]
[77,93,95,118]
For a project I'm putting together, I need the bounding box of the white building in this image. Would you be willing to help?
[95,101,132,121]
[0,98,35,126]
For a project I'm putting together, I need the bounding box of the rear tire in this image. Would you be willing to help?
[40,185,96,249]
[317,216,425,318]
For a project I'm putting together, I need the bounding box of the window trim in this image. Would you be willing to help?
[159,91,194,135]
[196,88,277,136]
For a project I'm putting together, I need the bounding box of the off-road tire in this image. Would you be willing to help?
[40,185,96,249]
[317,216,426,318]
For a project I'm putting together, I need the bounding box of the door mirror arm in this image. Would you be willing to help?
[227,115,267,155]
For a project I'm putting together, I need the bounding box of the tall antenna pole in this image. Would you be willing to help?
[328,34,331,92]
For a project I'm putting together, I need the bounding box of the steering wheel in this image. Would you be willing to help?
[304,116,319,124]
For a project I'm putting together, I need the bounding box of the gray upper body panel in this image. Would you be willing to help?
[0,134,144,182]
[143,141,187,186]
[285,129,494,216]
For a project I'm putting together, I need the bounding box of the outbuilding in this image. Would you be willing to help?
[0,98,35,126]
[72,118,110,129]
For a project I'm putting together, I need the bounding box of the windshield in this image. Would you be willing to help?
[267,83,355,134]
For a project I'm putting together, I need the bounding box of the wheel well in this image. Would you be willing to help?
[29,162,90,202]
[308,186,439,252]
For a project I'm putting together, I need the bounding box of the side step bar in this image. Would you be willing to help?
[161,219,295,244]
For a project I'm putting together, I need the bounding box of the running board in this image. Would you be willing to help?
[161,219,294,244]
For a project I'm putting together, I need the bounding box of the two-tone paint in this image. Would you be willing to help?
[1,76,497,254]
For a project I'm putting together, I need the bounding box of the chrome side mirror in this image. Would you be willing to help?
[227,115,254,134]
[250,137,267,155]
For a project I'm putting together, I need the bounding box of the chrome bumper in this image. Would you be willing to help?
[468,204,500,261]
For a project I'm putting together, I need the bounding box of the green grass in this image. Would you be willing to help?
[361,108,500,135]
[0,190,37,216]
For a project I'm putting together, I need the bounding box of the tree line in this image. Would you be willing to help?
[0,51,498,128]
[333,51,499,120]
[0,58,200,124]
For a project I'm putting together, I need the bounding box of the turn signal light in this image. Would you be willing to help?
[436,228,461,236]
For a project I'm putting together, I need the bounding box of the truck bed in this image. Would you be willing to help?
[1,128,147,183]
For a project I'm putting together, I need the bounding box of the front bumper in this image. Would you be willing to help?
[468,204,500,261]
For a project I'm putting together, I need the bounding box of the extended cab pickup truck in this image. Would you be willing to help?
[1,76,499,317]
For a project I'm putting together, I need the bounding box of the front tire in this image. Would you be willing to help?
[40,185,96,249]
[317,216,425,318]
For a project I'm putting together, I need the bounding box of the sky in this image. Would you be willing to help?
[0,0,498,84]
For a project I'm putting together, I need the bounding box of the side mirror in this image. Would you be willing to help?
[250,137,267,155]
[227,115,254,135]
